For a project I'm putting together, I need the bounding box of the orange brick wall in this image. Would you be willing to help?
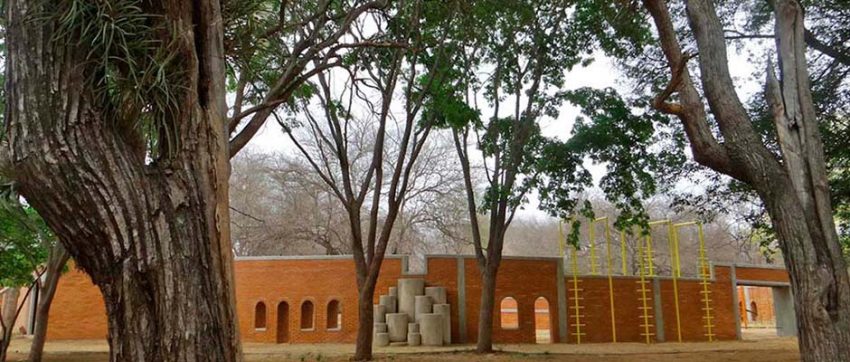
[567,276,655,343]
[234,257,405,343]
[46,267,108,340]
[738,286,776,324]
[45,257,788,344]
[462,257,561,344]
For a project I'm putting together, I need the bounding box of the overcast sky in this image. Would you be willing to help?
[241,39,768,220]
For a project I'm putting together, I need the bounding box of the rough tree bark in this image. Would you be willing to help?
[644,1,850,361]
[5,1,242,361]
[1,288,21,362]
[28,244,70,362]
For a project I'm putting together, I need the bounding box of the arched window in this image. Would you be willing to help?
[750,301,759,322]
[326,300,342,330]
[500,297,519,329]
[254,302,267,330]
[534,297,551,343]
[301,301,315,330]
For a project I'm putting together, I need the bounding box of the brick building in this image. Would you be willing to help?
[40,255,793,344]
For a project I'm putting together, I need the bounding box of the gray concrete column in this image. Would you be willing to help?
[556,258,568,343]
[380,295,397,314]
[772,286,797,337]
[374,304,387,323]
[374,332,390,347]
[425,287,447,304]
[730,266,742,340]
[434,303,451,344]
[457,257,467,343]
[414,295,434,323]
[407,332,422,346]
[389,286,398,298]
[398,279,425,321]
[652,278,665,343]
[374,323,387,333]
[419,313,444,346]
[386,313,409,342]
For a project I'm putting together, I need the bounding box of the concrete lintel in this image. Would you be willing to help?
[713,262,787,270]
[736,279,791,287]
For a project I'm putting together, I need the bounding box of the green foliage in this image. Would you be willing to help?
[0,199,50,287]
[49,0,185,159]
[539,88,686,238]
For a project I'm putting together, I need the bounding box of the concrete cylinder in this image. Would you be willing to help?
[379,295,397,314]
[386,313,408,342]
[419,313,444,346]
[407,332,422,346]
[425,287,447,304]
[374,332,390,347]
[374,322,388,333]
[408,322,419,333]
[389,286,398,298]
[374,304,387,323]
[433,303,451,344]
[397,279,425,321]
[414,295,433,323]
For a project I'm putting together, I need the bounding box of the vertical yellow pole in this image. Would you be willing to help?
[668,223,682,342]
[589,220,598,275]
[697,223,714,342]
[620,230,627,276]
[604,220,617,342]
[673,227,682,278]
[558,221,566,258]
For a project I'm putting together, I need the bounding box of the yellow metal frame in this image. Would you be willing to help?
[619,230,628,275]
[592,217,617,343]
[674,221,715,342]
[636,234,654,344]
[560,221,585,344]
[587,221,599,275]
[664,221,683,342]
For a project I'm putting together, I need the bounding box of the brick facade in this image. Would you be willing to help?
[45,256,790,344]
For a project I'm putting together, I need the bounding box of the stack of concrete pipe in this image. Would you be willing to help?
[372,279,451,347]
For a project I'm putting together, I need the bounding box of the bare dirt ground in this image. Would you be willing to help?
[5,333,799,362]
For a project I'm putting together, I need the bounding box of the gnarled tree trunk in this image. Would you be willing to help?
[645,1,850,360]
[5,1,242,361]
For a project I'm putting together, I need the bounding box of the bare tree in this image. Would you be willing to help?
[278,4,461,357]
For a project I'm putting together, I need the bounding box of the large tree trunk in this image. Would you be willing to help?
[5,1,242,361]
[0,288,19,337]
[0,288,21,362]
[28,245,70,362]
[353,281,376,361]
[646,1,850,361]
[475,265,497,353]
[759,1,850,360]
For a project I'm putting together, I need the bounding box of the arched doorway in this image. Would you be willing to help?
[276,302,289,343]
[534,297,551,343]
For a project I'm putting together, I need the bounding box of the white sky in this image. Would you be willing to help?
[243,42,766,220]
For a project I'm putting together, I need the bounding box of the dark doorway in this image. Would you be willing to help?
[277,302,289,343]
